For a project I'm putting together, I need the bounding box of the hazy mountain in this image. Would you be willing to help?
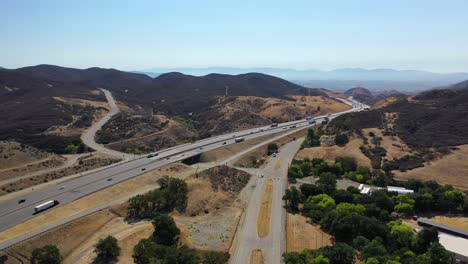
[449,79,468,90]
[142,67,468,92]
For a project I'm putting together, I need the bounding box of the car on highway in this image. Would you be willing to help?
[141,168,146,171]
[283,127,287,129]
[199,147,203,150]
[59,185,66,190]
[18,199,26,204]
[273,153,277,157]
[147,153,158,158]
[222,142,227,145]
[107,178,113,181]
[289,125,296,128]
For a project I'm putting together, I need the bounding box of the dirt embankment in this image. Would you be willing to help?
[232,128,308,168]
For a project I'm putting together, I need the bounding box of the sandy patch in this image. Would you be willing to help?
[249,249,264,264]
[257,179,274,237]
[429,216,468,231]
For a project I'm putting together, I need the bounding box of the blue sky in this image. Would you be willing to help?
[1,0,467,72]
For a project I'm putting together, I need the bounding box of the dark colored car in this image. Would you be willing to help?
[18,199,26,204]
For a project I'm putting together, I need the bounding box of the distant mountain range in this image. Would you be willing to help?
[136,67,468,92]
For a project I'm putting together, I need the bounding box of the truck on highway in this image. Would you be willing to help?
[34,200,59,213]
[234,137,245,143]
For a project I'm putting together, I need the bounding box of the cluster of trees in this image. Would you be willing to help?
[267,143,278,155]
[283,173,459,263]
[288,157,357,181]
[133,213,229,264]
[302,128,321,148]
[127,176,188,219]
[335,133,349,147]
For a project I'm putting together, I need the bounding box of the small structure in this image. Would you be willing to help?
[320,135,335,146]
[387,186,414,194]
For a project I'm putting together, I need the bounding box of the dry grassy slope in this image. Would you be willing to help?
[361,128,411,161]
[197,95,350,136]
[98,113,195,152]
[0,141,58,170]
[372,96,400,109]
[393,144,468,190]
[296,137,371,168]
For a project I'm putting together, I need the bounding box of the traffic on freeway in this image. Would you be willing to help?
[0,97,367,242]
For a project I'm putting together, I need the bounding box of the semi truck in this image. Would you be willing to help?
[234,137,245,143]
[34,200,59,213]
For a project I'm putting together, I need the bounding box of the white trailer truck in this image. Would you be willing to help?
[34,200,58,213]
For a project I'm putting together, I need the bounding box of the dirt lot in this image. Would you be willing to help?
[250,249,264,264]
[296,138,371,167]
[0,153,121,195]
[257,179,274,237]
[394,145,468,190]
[286,213,332,252]
[174,166,254,252]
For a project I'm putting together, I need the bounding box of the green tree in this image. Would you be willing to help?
[304,194,336,221]
[335,203,366,215]
[310,255,330,264]
[283,186,305,211]
[31,245,63,264]
[443,190,464,212]
[202,251,230,264]
[94,235,121,261]
[320,243,356,264]
[388,221,415,248]
[152,213,180,246]
[300,183,323,198]
[267,143,278,155]
[414,227,439,254]
[427,242,454,264]
[362,238,387,261]
[335,134,349,146]
[300,160,313,176]
[394,203,414,216]
[317,172,337,195]
[288,164,304,179]
[335,157,357,172]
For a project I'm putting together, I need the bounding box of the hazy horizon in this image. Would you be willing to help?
[1,0,468,73]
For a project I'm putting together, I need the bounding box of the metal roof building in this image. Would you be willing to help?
[417,218,468,239]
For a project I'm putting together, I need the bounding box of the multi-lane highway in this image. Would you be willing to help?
[0,96,367,249]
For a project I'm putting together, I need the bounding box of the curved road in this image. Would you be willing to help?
[80,89,135,160]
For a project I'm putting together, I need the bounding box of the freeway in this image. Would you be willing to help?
[0,97,366,249]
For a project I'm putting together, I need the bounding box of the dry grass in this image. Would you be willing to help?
[257,179,274,237]
[372,96,400,109]
[296,138,371,167]
[3,209,117,263]
[394,145,468,190]
[0,141,58,170]
[428,216,468,231]
[184,178,232,216]
[53,96,110,110]
[362,128,411,161]
[286,213,332,252]
[0,162,195,244]
[250,249,264,264]
[274,158,283,171]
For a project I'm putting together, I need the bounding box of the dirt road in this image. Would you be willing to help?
[80,89,135,160]
[230,138,303,264]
